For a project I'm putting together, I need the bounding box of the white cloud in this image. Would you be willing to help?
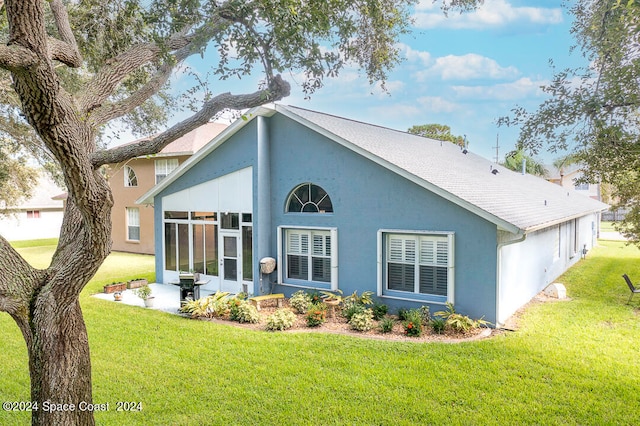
[451,77,547,100]
[416,53,519,81]
[413,0,563,30]
[416,96,459,113]
[397,42,432,66]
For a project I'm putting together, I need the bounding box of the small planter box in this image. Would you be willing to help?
[127,279,148,289]
[104,282,127,294]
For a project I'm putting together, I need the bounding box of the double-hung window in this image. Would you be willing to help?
[155,159,179,184]
[278,227,337,290]
[379,231,454,302]
[126,207,140,241]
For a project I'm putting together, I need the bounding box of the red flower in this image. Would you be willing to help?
[407,323,413,329]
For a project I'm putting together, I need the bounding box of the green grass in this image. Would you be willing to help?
[2,240,640,425]
[600,221,617,232]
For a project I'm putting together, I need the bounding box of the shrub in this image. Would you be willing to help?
[342,303,367,322]
[179,291,230,318]
[397,308,409,321]
[344,290,374,308]
[430,317,446,334]
[265,308,297,331]
[308,291,322,305]
[434,302,491,334]
[379,317,395,333]
[419,305,430,325]
[349,308,374,332]
[306,303,326,327]
[371,301,388,320]
[289,290,312,314]
[403,309,424,337]
[228,299,260,323]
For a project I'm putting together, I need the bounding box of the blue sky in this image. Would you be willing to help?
[169,0,586,163]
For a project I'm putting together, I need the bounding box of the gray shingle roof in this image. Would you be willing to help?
[279,105,608,233]
[138,104,607,233]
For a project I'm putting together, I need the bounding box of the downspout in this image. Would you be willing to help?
[496,229,527,328]
[256,116,272,295]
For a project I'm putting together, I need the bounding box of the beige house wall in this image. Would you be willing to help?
[109,155,189,254]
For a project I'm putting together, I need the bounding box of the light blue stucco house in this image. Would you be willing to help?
[137,104,608,325]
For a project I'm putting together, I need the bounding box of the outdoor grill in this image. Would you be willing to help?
[177,273,201,305]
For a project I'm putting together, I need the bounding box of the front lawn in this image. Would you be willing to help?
[1,241,640,425]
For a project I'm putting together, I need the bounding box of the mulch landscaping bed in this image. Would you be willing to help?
[187,299,492,343]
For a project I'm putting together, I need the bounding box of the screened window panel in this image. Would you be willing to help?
[164,223,177,271]
[312,257,331,282]
[205,224,218,276]
[178,223,189,272]
[287,255,308,280]
[419,266,448,296]
[387,263,414,292]
[243,226,253,281]
[192,224,205,274]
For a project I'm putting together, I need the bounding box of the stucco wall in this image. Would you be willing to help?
[498,212,599,324]
[266,114,499,322]
[153,122,259,283]
[110,155,189,255]
[0,209,63,241]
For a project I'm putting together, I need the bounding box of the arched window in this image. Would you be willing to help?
[286,183,333,213]
[124,165,138,187]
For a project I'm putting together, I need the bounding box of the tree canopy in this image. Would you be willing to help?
[407,123,466,147]
[500,0,640,243]
[501,147,548,177]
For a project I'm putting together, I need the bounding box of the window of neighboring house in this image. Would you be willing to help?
[574,182,589,191]
[286,183,333,213]
[155,159,179,184]
[26,210,40,219]
[126,207,140,241]
[277,227,337,290]
[124,165,138,187]
[379,231,454,302]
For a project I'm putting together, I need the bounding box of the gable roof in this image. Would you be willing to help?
[116,122,228,159]
[138,104,607,234]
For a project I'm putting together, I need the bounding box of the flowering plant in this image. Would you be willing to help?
[306,303,326,327]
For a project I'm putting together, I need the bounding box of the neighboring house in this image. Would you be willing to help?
[548,164,601,201]
[137,105,608,326]
[0,173,65,241]
[108,123,227,254]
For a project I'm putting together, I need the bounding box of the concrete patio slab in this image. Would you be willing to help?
[93,283,182,314]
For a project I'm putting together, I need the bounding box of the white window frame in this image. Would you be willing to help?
[124,165,138,187]
[377,230,454,304]
[277,226,338,290]
[126,207,140,241]
[155,159,179,184]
